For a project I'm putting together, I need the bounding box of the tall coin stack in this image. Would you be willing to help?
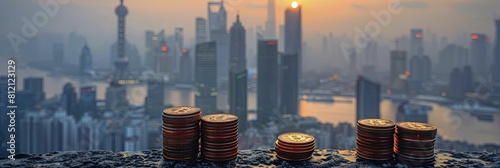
[394,122,437,166]
[162,106,201,161]
[275,132,315,161]
[201,114,239,162]
[356,119,395,162]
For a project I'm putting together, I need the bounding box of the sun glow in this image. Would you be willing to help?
[291,1,298,8]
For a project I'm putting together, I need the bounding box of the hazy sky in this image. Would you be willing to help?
[1,0,499,58]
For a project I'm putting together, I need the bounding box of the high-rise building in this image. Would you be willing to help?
[285,1,302,72]
[79,85,97,118]
[24,77,45,108]
[463,66,474,94]
[179,49,193,84]
[229,14,247,133]
[79,45,93,74]
[491,19,500,102]
[18,110,51,153]
[155,39,174,74]
[100,111,124,151]
[410,29,423,57]
[46,109,78,152]
[449,68,463,98]
[0,76,9,156]
[470,33,488,78]
[61,83,78,118]
[112,0,132,83]
[265,0,276,39]
[195,42,218,114]
[437,44,469,78]
[173,27,184,72]
[280,53,299,115]
[124,113,148,151]
[53,43,64,68]
[145,80,165,118]
[76,113,99,150]
[257,40,279,123]
[278,25,284,52]
[196,17,207,45]
[208,1,229,88]
[390,51,408,92]
[356,76,381,121]
[105,85,128,112]
[145,30,158,70]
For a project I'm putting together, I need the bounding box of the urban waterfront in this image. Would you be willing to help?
[7,67,500,145]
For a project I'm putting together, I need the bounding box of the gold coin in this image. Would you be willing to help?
[358,118,395,128]
[278,132,315,144]
[397,122,437,132]
[202,114,238,123]
[163,106,201,116]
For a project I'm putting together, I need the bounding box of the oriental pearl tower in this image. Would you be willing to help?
[111,0,131,85]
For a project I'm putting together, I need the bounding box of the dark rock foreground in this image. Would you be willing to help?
[0,149,499,167]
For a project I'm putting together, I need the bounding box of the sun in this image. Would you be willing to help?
[291,1,298,8]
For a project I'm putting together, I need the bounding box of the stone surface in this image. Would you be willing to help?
[0,149,498,167]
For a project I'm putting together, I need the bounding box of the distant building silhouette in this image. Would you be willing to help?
[105,85,128,112]
[229,14,248,132]
[173,27,184,73]
[145,30,157,70]
[265,0,276,39]
[491,19,500,102]
[437,44,468,79]
[61,83,78,119]
[390,51,408,92]
[208,1,229,88]
[145,79,164,149]
[195,17,207,45]
[470,33,488,79]
[155,38,174,74]
[76,113,99,150]
[257,40,279,123]
[356,76,381,121]
[449,66,474,98]
[100,112,124,151]
[410,29,423,58]
[195,42,218,114]
[285,1,302,73]
[179,49,193,84]
[280,53,299,115]
[24,77,45,108]
[79,45,93,75]
[53,43,64,68]
[79,85,97,118]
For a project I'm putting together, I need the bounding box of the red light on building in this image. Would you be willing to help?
[405,70,410,76]
[267,40,278,45]
[415,33,423,38]
[182,48,188,53]
[161,46,168,52]
[471,34,479,40]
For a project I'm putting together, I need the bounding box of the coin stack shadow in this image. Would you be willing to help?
[275,132,316,161]
[394,122,437,166]
[356,119,395,162]
[201,114,239,162]
[162,106,201,161]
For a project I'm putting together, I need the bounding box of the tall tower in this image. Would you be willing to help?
[491,19,500,102]
[195,17,207,45]
[470,33,488,78]
[113,0,131,85]
[265,0,276,39]
[79,45,92,74]
[257,40,279,123]
[356,76,381,121]
[229,14,247,133]
[195,42,218,114]
[284,1,302,116]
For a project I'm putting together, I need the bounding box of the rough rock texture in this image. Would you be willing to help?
[0,149,498,167]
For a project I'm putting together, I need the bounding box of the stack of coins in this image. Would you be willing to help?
[275,132,315,161]
[162,106,201,161]
[356,119,395,162]
[394,122,437,166]
[201,114,239,162]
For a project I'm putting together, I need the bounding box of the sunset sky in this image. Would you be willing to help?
[1,0,499,58]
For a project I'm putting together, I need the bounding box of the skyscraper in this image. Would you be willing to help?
[112,0,131,83]
[283,1,301,116]
[208,1,229,88]
[0,76,9,156]
[491,19,500,102]
[280,53,299,115]
[53,43,64,68]
[76,113,99,150]
[79,45,92,74]
[265,0,276,39]
[61,83,78,119]
[24,77,45,107]
[391,51,408,92]
[229,14,247,133]
[79,85,97,118]
[174,27,184,72]
[105,85,128,112]
[437,44,469,78]
[470,33,488,78]
[195,42,218,114]
[155,39,174,74]
[195,17,207,45]
[179,49,193,84]
[449,68,463,98]
[257,40,279,123]
[145,80,165,118]
[145,30,158,70]
[410,29,423,57]
[356,76,381,121]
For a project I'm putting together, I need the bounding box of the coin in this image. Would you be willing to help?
[162,106,202,161]
[163,106,201,116]
[200,113,239,162]
[355,119,395,162]
[278,132,315,145]
[394,122,437,166]
[275,132,315,162]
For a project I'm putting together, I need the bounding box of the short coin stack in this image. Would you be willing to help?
[394,122,437,166]
[162,106,201,161]
[201,114,239,162]
[356,119,395,162]
[275,132,315,161]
